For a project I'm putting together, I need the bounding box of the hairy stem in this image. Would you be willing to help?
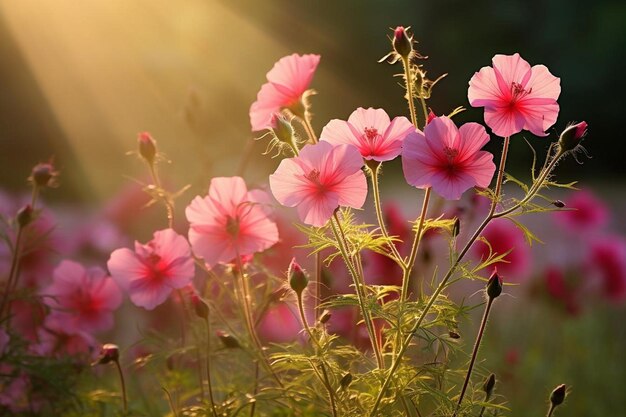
[402,187,432,301]
[452,298,495,417]
[148,163,174,229]
[401,56,418,128]
[370,163,403,262]
[301,115,318,144]
[330,212,384,369]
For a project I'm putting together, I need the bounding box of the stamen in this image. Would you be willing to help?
[363,127,381,145]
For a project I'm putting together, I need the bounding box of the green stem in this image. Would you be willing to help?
[547,404,556,417]
[330,212,384,369]
[452,298,495,417]
[204,317,218,417]
[301,115,318,144]
[148,163,174,229]
[401,187,432,301]
[315,252,321,321]
[369,163,403,263]
[0,226,24,322]
[369,137,511,417]
[235,254,284,388]
[401,57,418,128]
[418,97,429,127]
[114,359,128,413]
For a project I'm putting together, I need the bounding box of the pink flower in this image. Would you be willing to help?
[320,107,414,161]
[186,177,279,267]
[257,302,303,344]
[0,328,8,355]
[468,53,560,137]
[588,236,626,302]
[472,219,531,281]
[554,190,609,232]
[42,260,121,333]
[35,314,97,357]
[270,141,368,226]
[107,229,195,310]
[402,116,496,200]
[250,54,321,131]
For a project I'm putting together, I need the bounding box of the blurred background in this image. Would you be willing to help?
[0,0,625,415]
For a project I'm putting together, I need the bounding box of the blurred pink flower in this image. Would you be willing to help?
[588,236,626,302]
[42,260,121,333]
[554,190,609,232]
[108,229,195,310]
[468,53,560,137]
[270,141,367,226]
[544,267,581,316]
[250,53,321,131]
[257,302,303,344]
[402,116,496,200]
[35,314,97,357]
[472,219,531,281]
[320,107,414,161]
[0,328,8,355]
[186,177,279,267]
[0,373,29,412]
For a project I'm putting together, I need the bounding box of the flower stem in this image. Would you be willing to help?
[300,115,318,144]
[368,137,511,417]
[235,254,284,388]
[401,187,432,301]
[369,163,403,262]
[315,252,321,321]
[0,225,24,322]
[330,212,384,369]
[204,317,218,417]
[401,57,418,128]
[452,298,495,417]
[114,359,128,413]
[148,163,174,229]
[418,97,429,127]
[547,404,556,417]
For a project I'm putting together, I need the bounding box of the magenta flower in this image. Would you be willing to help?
[402,116,496,200]
[468,53,560,137]
[320,107,414,161]
[186,177,279,267]
[588,236,626,302]
[42,260,122,333]
[270,141,368,227]
[107,229,195,310]
[250,53,321,131]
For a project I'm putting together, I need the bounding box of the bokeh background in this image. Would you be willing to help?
[0,0,625,415]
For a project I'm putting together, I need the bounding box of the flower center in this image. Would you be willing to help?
[363,127,381,146]
[443,146,459,161]
[305,169,322,184]
[225,215,240,238]
[510,82,532,103]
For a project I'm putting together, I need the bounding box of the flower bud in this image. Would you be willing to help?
[288,258,308,296]
[483,373,496,399]
[190,293,209,320]
[29,162,57,188]
[339,372,353,389]
[550,384,566,407]
[448,330,460,339]
[558,121,587,153]
[393,26,413,59]
[452,218,460,237]
[216,330,240,349]
[426,109,437,125]
[552,200,565,208]
[319,309,332,324]
[138,132,157,165]
[16,205,34,228]
[95,343,120,365]
[486,270,503,300]
[271,114,295,144]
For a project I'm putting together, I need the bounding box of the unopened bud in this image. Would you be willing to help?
[29,162,57,188]
[452,218,460,237]
[138,132,157,165]
[486,270,503,300]
[448,330,460,339]
[288,258,308,296]
[558,122,587,153]
[392,26,413,58]
[339,372,353,389]
[483,374,496,399]
[190,293,209,320]
[16,205,34,228]
[271,114,295,144]
[216,330,240,349]
[426,109,437,125]
[552,200,565,208]
[319,309,332,324]
[550,384,566,407]
[95,343,120,365]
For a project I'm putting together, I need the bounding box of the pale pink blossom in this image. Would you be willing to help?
[402,116,496,200]
[320,107,414,161]
[270,141,367,226]
[257,302,303,344]
[468,53,560,137]
[250,54,321,131]
[35,314,97,357]
[472,219,531,281]
[107,229,195,310]
[186,177,279,267]
[42,260,121,333]
[554,190,609,232]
